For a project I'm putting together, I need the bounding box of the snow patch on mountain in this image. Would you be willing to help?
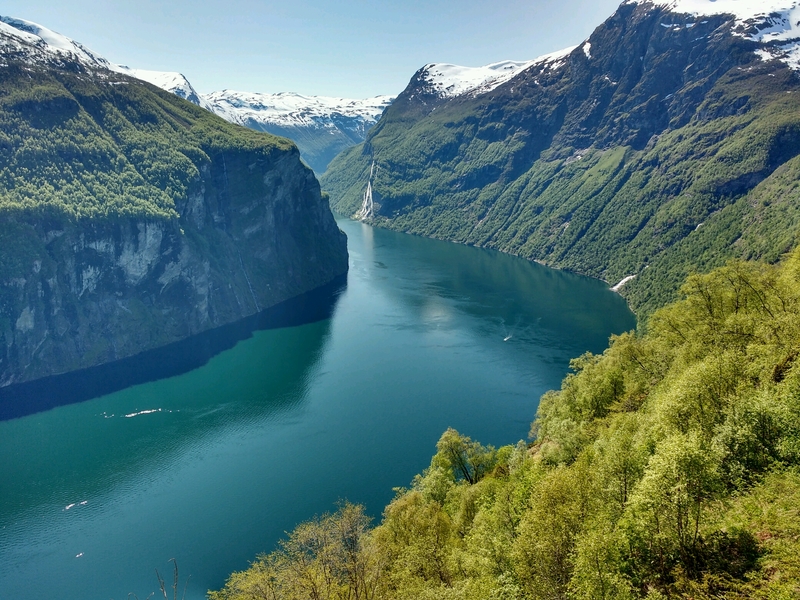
[627,0,797,24]
[202,90,393,130]
[420,47,576,99]
[627,0,800,71]
[755,41,800,70]
[0,15,208,107]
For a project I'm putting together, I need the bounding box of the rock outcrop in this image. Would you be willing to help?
[0,20,348,388]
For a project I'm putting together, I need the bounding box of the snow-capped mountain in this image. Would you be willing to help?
[0,16,208,105]
[410,0,800,104]
[418,49,576,99]
[0,15,392,173]
[203,90,392,129]
[0,15,122,73]
[115,66,212,109]
[202,91,394,173]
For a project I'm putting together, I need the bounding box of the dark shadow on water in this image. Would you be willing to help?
[0,275,347,422]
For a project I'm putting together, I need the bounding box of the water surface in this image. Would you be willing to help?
[0,217,635,599]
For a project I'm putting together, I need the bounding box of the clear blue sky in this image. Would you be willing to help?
[3,0,624,98]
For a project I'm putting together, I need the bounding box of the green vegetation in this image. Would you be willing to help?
[210,248,800,599]
[0,62,294,223]
[322,10,800,318]
[0,57,349,386]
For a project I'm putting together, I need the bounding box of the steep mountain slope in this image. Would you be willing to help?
[0,15,211,107]
[0,17,348,388]
[203,90,393,173]
[212,249,800,600]
[322,0,800,316]
[0,16,392,175]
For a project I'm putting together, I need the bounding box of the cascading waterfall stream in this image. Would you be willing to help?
[356,160,376,220]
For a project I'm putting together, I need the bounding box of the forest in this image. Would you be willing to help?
[0,63,294,223]
[210,248,800,599]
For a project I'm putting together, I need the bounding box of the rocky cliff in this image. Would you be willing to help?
[322,0,800,316]
[0,20,348,387]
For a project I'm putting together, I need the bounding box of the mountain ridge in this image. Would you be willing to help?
[202,89,394,173]
[414,51,575,99]
[322,0,800,317]
[0,15,395,174]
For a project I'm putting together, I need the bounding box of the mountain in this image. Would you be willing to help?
[0,16,205,106]
[115,66,213,109]
[322,0,800,316]
[0,16,348,388]
[0,16,392,175]
[202,90,393,174]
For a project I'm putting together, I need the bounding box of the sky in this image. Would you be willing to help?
[2,0,625,99]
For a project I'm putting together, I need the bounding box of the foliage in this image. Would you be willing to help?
[211,249,800,599]
[321,9,800,319]
[208,503,382,600]
[0,62,294,224]
[431,427,498,485]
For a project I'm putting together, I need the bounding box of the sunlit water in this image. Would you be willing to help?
[0,217,635,599]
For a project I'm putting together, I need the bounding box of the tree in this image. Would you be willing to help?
[208,503,381,600]
[433,428,497,485]
[623,432,721,584]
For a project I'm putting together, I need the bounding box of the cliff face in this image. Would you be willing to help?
[0,29,348,387]
[1,151,346,387]
[322,0,800,315]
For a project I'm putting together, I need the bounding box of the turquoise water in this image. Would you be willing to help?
[0,217,635,599]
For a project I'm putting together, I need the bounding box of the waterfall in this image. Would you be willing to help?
[356,160,376,220]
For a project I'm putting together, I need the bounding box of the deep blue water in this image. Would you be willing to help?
[0,217,634,599]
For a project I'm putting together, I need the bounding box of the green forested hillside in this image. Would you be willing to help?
[0,63,294,222]
[322,2,800,317]
[0,52,348,387]
[210,249,800,599]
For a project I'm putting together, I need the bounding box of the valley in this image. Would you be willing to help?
[2,0,800,598]
[0,218,633,599]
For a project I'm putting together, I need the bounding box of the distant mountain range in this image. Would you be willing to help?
[203,90,393,174]
[322,0,800,316]
[0,16,393,174]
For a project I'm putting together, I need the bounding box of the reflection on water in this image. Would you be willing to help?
[0,275,346,421]
[0,316,335,522]
[0,315,337,600]
[347,217,633,368]
[0,218,634,600]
